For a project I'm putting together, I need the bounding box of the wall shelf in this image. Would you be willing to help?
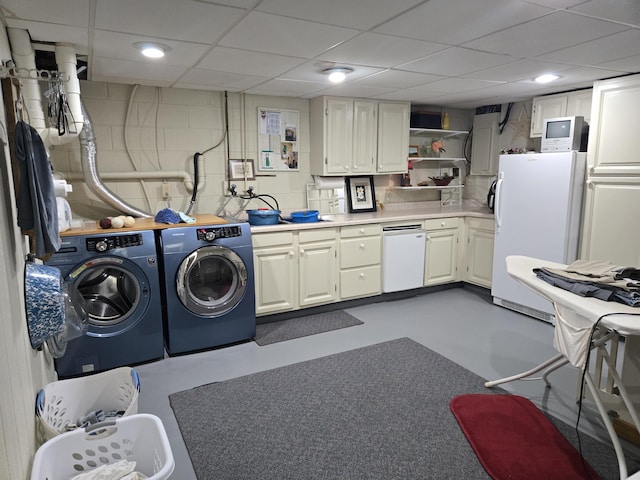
[410,128,469,138]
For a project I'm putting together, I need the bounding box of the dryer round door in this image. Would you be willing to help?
[176,245,248,317]
[66,256,151,337]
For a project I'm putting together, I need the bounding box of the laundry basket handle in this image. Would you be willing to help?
[131,368,141,392]
[35,389,45,416]
[84,420,118,439]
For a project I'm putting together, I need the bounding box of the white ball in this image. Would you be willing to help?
[111,216,124,228]
[123,216,135,227]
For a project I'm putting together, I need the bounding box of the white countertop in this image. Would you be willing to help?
[250,204,494,233]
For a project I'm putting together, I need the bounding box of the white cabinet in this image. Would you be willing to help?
[253,229,338,316]
[423,217,460,286]
[339,224,382,299]
[470,112,499,176]
[376,101,410,173]
[580,74,640,266]
[310,97,409,176]
[585,75,640,176]
[530,89,592,137]
[464,217,494,288]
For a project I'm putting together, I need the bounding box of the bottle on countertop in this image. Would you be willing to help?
[441,113,450,130]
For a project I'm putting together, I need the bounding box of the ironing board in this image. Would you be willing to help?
[485,255,640,480]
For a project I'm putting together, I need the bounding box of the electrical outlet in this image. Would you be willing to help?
[161,183,170,199]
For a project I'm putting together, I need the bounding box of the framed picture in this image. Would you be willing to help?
[408,145,420,157]
[228,159,255,181]
[346,176,377,213]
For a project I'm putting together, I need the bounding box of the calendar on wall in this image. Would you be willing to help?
[257,107,299,171]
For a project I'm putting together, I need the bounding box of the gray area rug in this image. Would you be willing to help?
[169,337,626,480]
[254,310,364,346]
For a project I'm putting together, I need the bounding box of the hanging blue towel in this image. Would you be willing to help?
[15,121,60,257]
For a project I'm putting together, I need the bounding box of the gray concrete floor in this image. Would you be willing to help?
[134,286,632,479]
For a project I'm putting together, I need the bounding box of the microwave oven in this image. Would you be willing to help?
[541,116,588,152]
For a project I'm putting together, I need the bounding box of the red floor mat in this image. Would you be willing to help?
[450,394,601,480]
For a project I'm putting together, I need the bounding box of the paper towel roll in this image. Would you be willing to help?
[54,179,73,197]
[57,197,72,232]
[313,176,345,190]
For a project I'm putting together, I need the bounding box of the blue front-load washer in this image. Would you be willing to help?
[45,229,164,377]
[158,222,256,355]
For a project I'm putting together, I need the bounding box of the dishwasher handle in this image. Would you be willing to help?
[382,224,423,232]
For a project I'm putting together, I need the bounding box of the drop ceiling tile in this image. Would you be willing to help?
[516,66,626,86]
[596,54,640,72]
[278,60,384,84]
[464,11,628,57]
[93,30,210,67]
[95,0,246,43]
[6,19,88,55]
[422,77,505,94]
[374,0,551,45]
[219,11,359,58]
[310,84,397,99]
[197,47,306,77]
[463,59,575,82]
[244,78,327,96]
[569,0,640,27]
[315,32,448,68]
[352,70,444,89]
[524,0,585,8]
[0,0,89,26]
[536,29,640,67]
[398,47,517,76]
[178,69,269,90]
[255,0,424,30]
[91,57,187,86]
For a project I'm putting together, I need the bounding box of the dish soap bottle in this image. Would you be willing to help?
[441,113,450,130]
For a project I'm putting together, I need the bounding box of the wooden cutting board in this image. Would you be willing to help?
[60,213,228,236]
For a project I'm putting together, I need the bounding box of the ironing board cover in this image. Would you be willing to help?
[506,255,640,366]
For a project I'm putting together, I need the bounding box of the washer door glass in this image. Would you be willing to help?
[177,245,247,317]
[69,259,143,332]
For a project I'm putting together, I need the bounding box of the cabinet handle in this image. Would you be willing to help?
[441,221,446,227]
[300,249,305,256]
[345,165,350,170]
[359,228,365,234]
[359,243,365,249]
[289,251,294,258]
[359,273,365,279]
[353,165,358,169]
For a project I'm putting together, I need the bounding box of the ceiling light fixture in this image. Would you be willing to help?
[534,73,560,84]
[323,67,353,83]
[134,42,171,58]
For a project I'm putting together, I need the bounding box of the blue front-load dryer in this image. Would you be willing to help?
[158,222,256,355]
[45,229,164,377]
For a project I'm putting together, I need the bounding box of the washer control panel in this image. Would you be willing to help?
[86,233,144,252]
[197,225,242,242]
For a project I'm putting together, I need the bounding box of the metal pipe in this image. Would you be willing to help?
[79,100,152,218]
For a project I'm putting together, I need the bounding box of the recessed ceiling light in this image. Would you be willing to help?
[134,42,171,58]
[323,67,354,83]
[534,73,560,84]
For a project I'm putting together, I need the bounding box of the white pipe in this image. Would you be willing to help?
[64,170,199,192]
[7,28,45,129]
[0,26,12,63]
[7,29,82,147]
[40,43,83,146]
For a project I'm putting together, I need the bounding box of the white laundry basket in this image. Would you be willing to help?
[30,413,175,480]
[36,367,140,441]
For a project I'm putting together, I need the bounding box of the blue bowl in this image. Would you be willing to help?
[290,210,319,223]
[246,209,281,225]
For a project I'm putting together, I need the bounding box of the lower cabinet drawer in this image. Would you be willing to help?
[340,236,381,269]
[340,265,381,299]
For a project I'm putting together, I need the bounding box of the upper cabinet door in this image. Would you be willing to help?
[377,101,409,173]
[530,95,567,137]
[587,74,640,176]
[352,101,376,174]
[325,98,354,174]
[470,112,499,176]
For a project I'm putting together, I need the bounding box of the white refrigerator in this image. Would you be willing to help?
[491,151,586,323]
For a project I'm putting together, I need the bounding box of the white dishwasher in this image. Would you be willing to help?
[382,224,426,293]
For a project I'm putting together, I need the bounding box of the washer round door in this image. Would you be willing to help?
[67,257,150,337]
[176,245,248,317]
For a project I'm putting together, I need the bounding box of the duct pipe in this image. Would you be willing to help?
[64,170,198,192]
[79,100,153,218]
[7,29,82,147]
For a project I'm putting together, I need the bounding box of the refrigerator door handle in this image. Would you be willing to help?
[495,172,504,228]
